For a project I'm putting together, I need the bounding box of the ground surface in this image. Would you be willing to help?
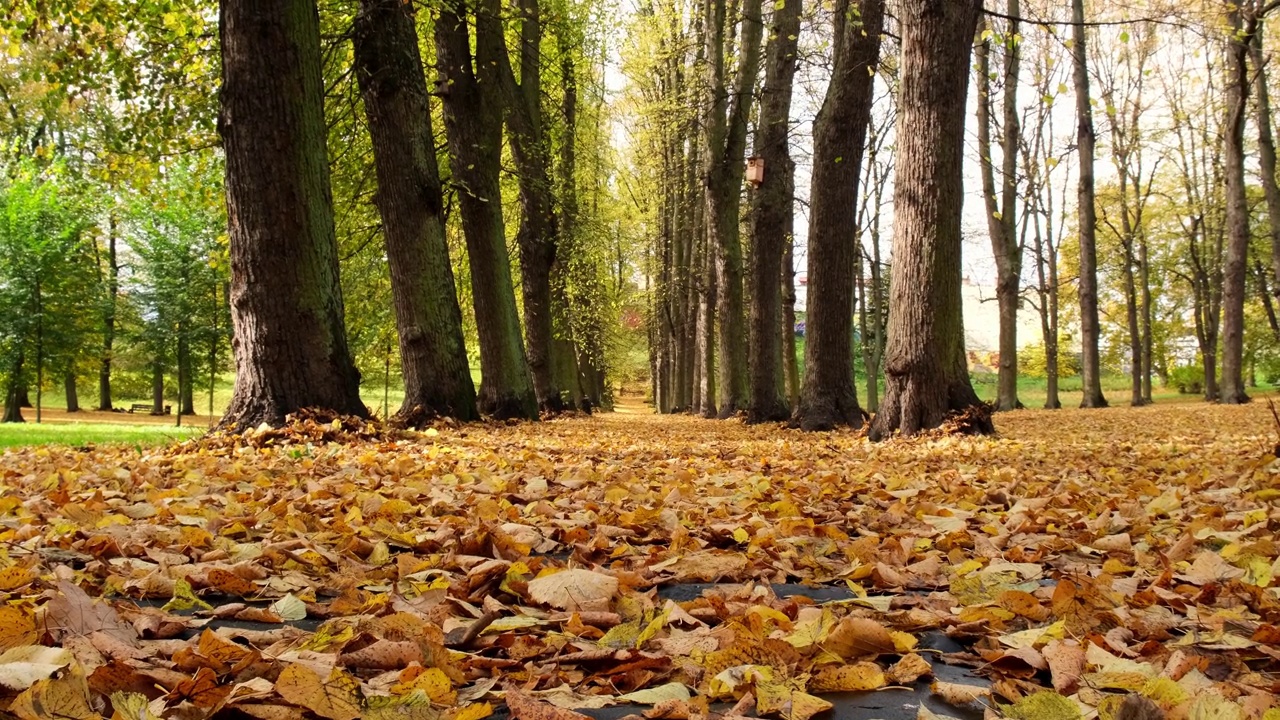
[0,401,1276,720]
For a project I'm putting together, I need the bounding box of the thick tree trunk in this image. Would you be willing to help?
[1071,0,1107,408]
[435,0,538,419]
[868,0,990,441]
[64,371,79,413]
[975,7,1022,412]
[704,0,763,417]
[217,0,367,430]
[1222,4,1251,405]
[793,0,882,431]
[746,0,801,423]
[353,0,478,424]
[98,217,118,411]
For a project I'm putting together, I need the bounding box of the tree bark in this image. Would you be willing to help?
[217,0,367,431]
[1255,25,1280,310]
[704,0,763,417]
[793,0,882,431]
[975,7,1023,412]
[868,0,990,441]
[500,0,565,414]
[1221,3,1251,405]
[782,231,799,409]
[98,216,118,411]
[151,360,164,415]
[1071,0,1107,408]
[435,0,538,419]
[179,331,195,414]
[64,370,79,413]
[746,0,801,423]
[352,0,478,424]
[3,354,23,423]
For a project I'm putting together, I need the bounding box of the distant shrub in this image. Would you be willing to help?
[1168,365,1204,395]
[1018,343,1080,379]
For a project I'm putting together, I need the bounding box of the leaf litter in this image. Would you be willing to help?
[0,402,1276,718]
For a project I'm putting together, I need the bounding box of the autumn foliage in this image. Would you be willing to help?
[0,402,1277,718]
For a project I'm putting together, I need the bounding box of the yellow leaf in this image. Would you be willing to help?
[163,577,212,612]
[809,662,886,692]
[275,664,363,720]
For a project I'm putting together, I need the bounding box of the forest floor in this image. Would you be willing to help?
[0,401,1277,720]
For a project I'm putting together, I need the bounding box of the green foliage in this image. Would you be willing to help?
[0,165,97,399]
[122,157,230,401]
[1167,364,1204,395]
[1018,342,1080,379]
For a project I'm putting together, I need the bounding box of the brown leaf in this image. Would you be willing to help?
[823,617,897,659]
[526,569,619,612]
[1041,639,1085,695]
[505,686,593,720]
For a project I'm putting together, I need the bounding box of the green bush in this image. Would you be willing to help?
[1018,343,1080,379]
[1168,365,1204,395]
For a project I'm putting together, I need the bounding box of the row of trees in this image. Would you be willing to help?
[632,0,1280,434]
[0,162,228,423]
[2,0,646,428]
[217,0,634,429]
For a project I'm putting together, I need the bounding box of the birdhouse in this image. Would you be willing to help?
[746,156,764,185]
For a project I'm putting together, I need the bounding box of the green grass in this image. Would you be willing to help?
[0,422,205,450]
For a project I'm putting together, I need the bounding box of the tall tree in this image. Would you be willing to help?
[868,0,990,440]
[746,0,801,423]
[793,0,883,431]
[499,0,567,413]
[703,0,763,417]
[351,0,478,423]
[1252,23,1280,329]
[435,0,539,419]
[217,0,366,430]
[975,6,1023,412]
[1071,0,1107,408]
[1221,1,1254,405]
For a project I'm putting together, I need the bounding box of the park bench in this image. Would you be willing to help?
[128,403,172,415]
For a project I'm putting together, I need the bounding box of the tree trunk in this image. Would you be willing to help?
[975,6,1022,412]
[868,0,990,441]
[782,232,799,409]
[98,216,118,411]
[3,354,24,423]
[179,331,195,415]
[217,0,367,430]
[1221,3,1251,405]
[152,360,165,415]
[698,236,718,417]
[704,0,763,417]
[793,0,882,431]
[1139,236,1153,402]
[1071,0,1107,408]
[64,370,79,413]
[435,0,538,419]
[1253,24,1280,324]
[746,0,801,423]
[353,0,478,424]
[500,0,564,414]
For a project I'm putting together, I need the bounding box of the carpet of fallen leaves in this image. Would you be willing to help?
[0,401,1278,720]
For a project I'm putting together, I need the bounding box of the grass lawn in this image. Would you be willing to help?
[0,421,205,450]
